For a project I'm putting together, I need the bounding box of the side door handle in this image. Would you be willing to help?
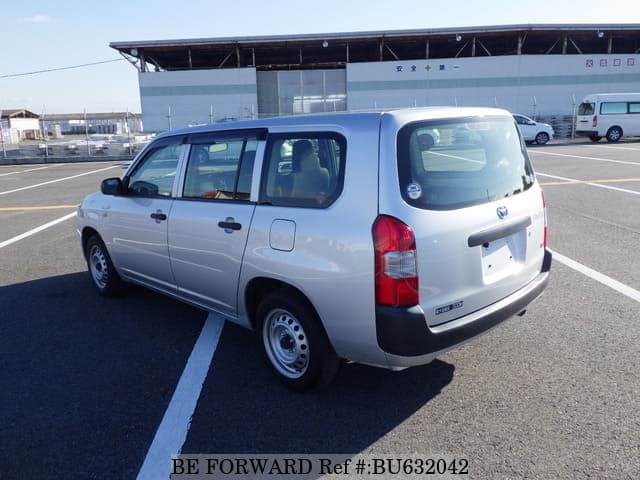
[218,221,242,231]
[150,212,167,221]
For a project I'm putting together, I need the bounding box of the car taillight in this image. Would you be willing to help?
[592,115,598,127]
[373,215,418,307]
[541,191,548,248]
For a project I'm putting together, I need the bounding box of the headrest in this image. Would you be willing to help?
[292,139,313,159]
[417,133,434,150]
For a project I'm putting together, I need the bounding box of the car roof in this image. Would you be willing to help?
[156,107,513,139]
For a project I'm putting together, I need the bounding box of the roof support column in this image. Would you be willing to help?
[472,37,476,56]
[425,40,430,59]
[517,35,522,55]
[608,36,613,54]
[562,35,567,54]
[188,48,193,69]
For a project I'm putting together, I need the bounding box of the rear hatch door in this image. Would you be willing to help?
[379,113,546,327]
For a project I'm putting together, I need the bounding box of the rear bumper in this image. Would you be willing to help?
[575,130,597,137]
[376,249,552,363]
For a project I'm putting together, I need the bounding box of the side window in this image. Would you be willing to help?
[127,144,184,197]
[183,137,258,201]
[600,102,628,115]
[261,132,346,208]
[629,103,640,114]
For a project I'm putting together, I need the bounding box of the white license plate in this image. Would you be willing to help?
[481,231,525,283]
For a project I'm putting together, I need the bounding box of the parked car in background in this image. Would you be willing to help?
[575,93,640,142]
[513,114,554,145]
[77,107,551,391]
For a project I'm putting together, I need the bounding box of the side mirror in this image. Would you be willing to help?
[101,177,124,195]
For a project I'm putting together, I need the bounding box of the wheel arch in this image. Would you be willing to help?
[244,277,323,333]
[81,227,100,260]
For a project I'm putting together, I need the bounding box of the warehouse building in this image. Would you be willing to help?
[110,24,640,134]
[44,112,143,135]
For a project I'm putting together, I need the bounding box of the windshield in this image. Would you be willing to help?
[578,102,595,115]
[397,116,535,210]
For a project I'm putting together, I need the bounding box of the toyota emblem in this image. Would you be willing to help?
[497,206,509,219]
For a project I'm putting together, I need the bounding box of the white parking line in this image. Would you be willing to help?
[0,166,49,177]
[0,211,77,249]
[584,144,640,151]
[136,314,225,480]
[552,250,640,303]
[537,172,640,196]
[530,150,640,166]
[427,150,484,164]
[0,165,119,196]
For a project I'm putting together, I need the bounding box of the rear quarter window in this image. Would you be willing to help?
[397,117,535,210]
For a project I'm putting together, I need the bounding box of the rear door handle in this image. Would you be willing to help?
[218,221,242,231]
[150,212,167,221]
[468,216,531,247]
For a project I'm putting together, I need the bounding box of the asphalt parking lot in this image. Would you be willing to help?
[1,141,639,480]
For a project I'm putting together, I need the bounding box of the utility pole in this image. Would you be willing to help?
[0,110,6,159]
[41,106,49,159]
[84,109,91,156]
[125,109,133,155]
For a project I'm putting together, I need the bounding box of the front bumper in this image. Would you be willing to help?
[376,249,552,362]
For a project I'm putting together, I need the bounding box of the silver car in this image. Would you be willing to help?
[77,107,551,391]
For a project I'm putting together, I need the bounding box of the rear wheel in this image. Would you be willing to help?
[257,290,339,391]
[588,135,602,142]
[85,235,125,296]
[606,127,623,142]
[535,132,550,145]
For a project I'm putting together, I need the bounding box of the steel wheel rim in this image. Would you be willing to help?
[89,245,108,289]
[263,308,309,379]
[610,129,621,140]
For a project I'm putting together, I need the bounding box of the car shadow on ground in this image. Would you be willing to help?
[0,272,206,480]
[0,272,455,478]
[183,321,455,454]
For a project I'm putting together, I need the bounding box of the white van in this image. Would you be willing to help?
[576,93,640,142]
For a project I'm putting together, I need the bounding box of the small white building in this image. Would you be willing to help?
[0,109,41,141]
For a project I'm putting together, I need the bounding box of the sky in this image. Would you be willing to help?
[1,0,639,114]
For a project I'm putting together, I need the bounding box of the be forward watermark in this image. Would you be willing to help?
[171,454,468,479]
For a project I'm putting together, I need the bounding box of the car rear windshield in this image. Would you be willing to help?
[397,116,535,210]
[578,102,595,115]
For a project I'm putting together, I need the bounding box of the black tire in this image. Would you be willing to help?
[606,127,623,142]
[535,132,550,145]
[257,290,340,391]
[85,235,125,296]
[588,135,602,142]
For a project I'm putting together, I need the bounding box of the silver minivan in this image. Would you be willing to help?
[77,107,551,390]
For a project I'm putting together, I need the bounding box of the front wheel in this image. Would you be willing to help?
[535,132,550,145]
[85,235,125,296]
[257,290,339,391]
[606,127,622,142]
